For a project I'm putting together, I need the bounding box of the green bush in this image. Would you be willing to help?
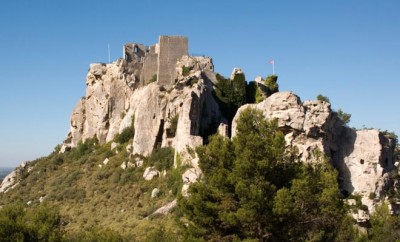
[149,74,157,83]
[71,137,98,160]
[147,147,175,171]
[182,66,191,76]
[265,75,279,94]
[168,115,179,137]
[115,115,135,144]
[316,94,330,103]
[145,226,178,242]
[0,203,64,242]
[66,228,126,242]
[336,109,351,125]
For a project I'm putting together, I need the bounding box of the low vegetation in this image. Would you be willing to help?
[0,133,183,240]
[0,107,399,241]
[114,115,135,144]
[182,66,191,76]
[317,94,330,103]
[149,74,157,83]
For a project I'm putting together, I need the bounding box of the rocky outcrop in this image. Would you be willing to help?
[232,92,335,162]
[181,167,202,197]
[0,170,17,193]
[335,129,396,211]
[0,162,28,193]
[61,37,222,166]
[58,36,396,215]
[151,199,177,215]
[232,92,396,213]
[143,167,160,181]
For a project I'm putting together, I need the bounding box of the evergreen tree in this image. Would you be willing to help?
[179,107,349,241]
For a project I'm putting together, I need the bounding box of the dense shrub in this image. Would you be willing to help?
[265,75,279,94]
[0,203,63,242]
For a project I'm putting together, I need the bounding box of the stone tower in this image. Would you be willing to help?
[157,36,188,86]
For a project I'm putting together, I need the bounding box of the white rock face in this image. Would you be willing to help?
[143,167,160,181]
[0,162,29,193]
[182,167,202,184]
[181,167,203,197]
[62,51,221,167]
[63,60,133,147]
[335,129,395,211]
[232,92,396,213]
[0,170,17,193]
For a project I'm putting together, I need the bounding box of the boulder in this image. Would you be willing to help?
[182,167,202,184]
[120,161,134,170]
[181,167,202,197]
[151,188,160,198]
[151,199,177,215]
[143,167,160,180]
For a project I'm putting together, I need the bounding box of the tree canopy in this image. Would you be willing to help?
[179,107,350,241]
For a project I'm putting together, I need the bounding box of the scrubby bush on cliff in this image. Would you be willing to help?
[213,73,247,123]
[265,75,279,94]
[336,108,351,125]
[317,94,330,103]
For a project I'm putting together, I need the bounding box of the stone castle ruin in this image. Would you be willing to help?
[55,35,397,217]
[122,36,188,87]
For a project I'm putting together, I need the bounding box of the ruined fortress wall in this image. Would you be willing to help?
[142,45,159,85]
[123,43,146,62]
[157,36,188,86]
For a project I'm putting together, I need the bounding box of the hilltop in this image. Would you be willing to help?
[0,36,399,241]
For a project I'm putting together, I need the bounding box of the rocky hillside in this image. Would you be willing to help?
[0,35,399,240]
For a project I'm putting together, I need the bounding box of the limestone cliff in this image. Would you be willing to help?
[57,36,396,215]
[232,92,396,213]
[61,36,221,165]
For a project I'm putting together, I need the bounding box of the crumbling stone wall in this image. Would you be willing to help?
[157,36,188,86]
[123,43,146,62]
[142,45,159,85]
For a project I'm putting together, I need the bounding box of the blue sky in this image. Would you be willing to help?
[0,0,399,167]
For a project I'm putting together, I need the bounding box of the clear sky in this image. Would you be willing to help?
[0,0,399,167]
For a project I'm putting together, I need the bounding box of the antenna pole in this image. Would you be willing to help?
[269,59,275,75]
[108,44,111,64]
